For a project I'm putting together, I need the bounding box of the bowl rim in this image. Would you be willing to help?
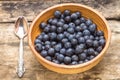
[28,3,111,69]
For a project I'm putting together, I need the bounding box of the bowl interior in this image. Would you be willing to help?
[29,4,110,69]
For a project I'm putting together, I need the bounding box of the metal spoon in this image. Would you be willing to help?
[14,16,28,78]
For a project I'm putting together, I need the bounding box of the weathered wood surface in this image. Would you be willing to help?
[0,0,120,80]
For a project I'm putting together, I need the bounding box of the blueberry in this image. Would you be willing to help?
[54,43,62,52]
[79,53,87,60]
[64,56,72,65]
[69,22,75,28]
[57,21,64,27]
[55,53,59,58]
[43,27,50,33]
[75,32,82,39]
[96,30,104,36]
[74,19,80,25]
[86,39,93,47]
[93,40,99,47]
[89,35,94,40]
[88,24,96,32]
[84,49,88,54]
[48,18,53,24]
[90,55,95,60]
[60,48,66,55]
[94,51,99,56]
[71,13,78,20]
[35,43,42,52]
[71,61,78,65]
[51,41,57,46]
[57,54,64,62]
[84,59,89,62]
[78,37,85,43]
[66,48,74,56]
[45,56,52,61]
[79,44,86,49]
[50,25,57,32]
[62,38,68,44]
[48,48,55,56]
[43,34,49,41]
[57,27,63,33]
[75,12,81,18]
[75,45,84,54]
[80,17,86,23]
[99,39,106,46]
[57,34,65,41]
[64,16,71,23]
[95,36,99,40]
[60,14,65,19]
[45,44,51,50]
[59,19,65,23]
[79,61,84,64]
[52,59,60,64]
[64,42,71,49]
[40,22,47,29]
[34,39,41,44]
[80,24,87,31]
[85,19,92,26]
[67,27,74,34]
[63,24,69,30]
[99,36,105,39]
[51,19,58,25]
[87,48,95,55]
[71,55,79,61]
[75,26,81,32]
[37,35,43,40]
[71,38,78,45]
[96,46,103,53]
[64,10,70,16]
[54,10,61,18]
[45,41,51,45]
[49,32,57,40]
[83,29,91,36]
[68,35,75,41]
[40,50,47,57]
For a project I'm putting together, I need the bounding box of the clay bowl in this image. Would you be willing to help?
[28,3,111,74]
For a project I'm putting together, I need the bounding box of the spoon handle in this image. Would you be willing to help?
[17,38,25,78]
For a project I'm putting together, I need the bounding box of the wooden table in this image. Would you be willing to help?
[0,0,120,80]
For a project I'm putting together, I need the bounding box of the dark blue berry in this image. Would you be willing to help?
[97,30,104,36]
[64,42,71,49]
[62,38,68,44]
[59,19,65,23]
[74,19,80,25]
[64,56,71,64]
[85,19,92,26]
[96,46,103,53]
[78,37,85,43]
[71,38,78,45]
[49,32,57,40]
[57,54,64,62]
[63,24,69,30]
[48,48,55,56]
[71,55,79,61]
[35,43,42,52]
[57,21,64,27]
[79,61,84,64]
[50,25,57,32]
[54,43,62,52]
[75,45,84,54]
[34,39,41,44]
[89,35,94,40]
[51,19,58,25]
[80,17,86,23]
[71,61,78,65]
[90,55,95,60]
[64,16,71,23]
[40,22,47,29]
[60,48,66,55]
[52,59,60,64]
[43,27,50,33]
[57,27,63,33]
[57,34,65,41]
[69,22,75,28]
[68,35,75,41]
[89,24,96,32]
[48,18,53,24]
[86,39,93,47]
[75,12,81,18]
[45,41,51,45]
[87,48,95,55]
[43,34,49,41]
[67,27,74,34]
[45,56,52,61]
[51,41,57,46]
[54,10,61,18]
[79,53,87,60]
[45,44,51,50]
[83,29,91,36]
[64,10,70,16]
[93,40,99,47]
[66,48,74,56]
[40,50,47,57]
[71,13,78,20]
[99,39,106,46]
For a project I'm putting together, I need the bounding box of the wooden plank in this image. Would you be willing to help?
[0,20,120,80]
[0,0,120,22]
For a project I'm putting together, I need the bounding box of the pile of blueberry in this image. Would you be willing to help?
[34,10,106,65]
